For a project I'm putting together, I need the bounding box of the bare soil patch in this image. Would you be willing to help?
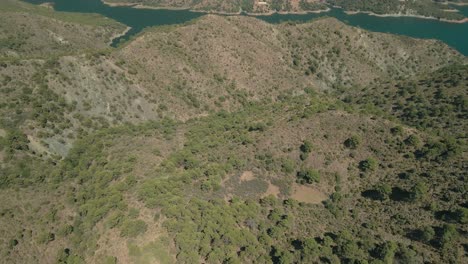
[240,171,255,181]
[262,182,281,198]
[27,135,50,155]
[291,183,327,204]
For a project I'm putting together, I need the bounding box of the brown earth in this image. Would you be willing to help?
[291,183,328,204]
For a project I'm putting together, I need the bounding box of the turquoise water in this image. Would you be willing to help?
[23,0,203,46]
[459,5,468,17]
[23,0,468,55]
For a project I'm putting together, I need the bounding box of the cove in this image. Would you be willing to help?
[23,0,468,56]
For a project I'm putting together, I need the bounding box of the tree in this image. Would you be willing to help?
[419,226,435,243]
[410,181,428,202]
[302,238,319,261]
[335,231,367,261]
[396,246,419,263]
[440,224,459,262]
[455,208,468,224]
[376,184,392,201]
[440,224,458,248]
[274,249,294,264]
[376,241,397,264]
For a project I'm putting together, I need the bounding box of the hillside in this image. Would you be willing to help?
[1,92,467,263]
[0,1,467,264]
[1,14,463,157]
[0,0,127,59]
[338,64,468,139]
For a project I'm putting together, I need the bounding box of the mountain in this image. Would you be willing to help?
[0,1,467,263]
[1,12,463,156]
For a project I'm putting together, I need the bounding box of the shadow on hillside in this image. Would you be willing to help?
[435,210,458,223]
[390,187,412,202]
[361,190,382,201]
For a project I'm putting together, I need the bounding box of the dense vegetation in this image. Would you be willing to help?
[1,89,467,263]
[339,64,468,139]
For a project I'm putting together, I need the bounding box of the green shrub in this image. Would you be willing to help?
[410,181,428,202]
[120,219,148,238]
[455,208,468,224]
[102,256,117,264]
[404,135,420,147]
[106,212,125,229]
[300,152,309,161]
[300,141,313,153]
[8,239,18,249]
[376,184,392,200]
[344,135,360,149]
[37,231,55,244]
[281,159,295,174]
[57,225,74,237]
[390,126,403,135]
[419,226,435,243]
[297,169,320,184]
[359,158,377,172]
[6,130,29,153]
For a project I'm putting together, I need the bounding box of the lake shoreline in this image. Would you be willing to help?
[109,26,131,46]
[441,1,468,6]
[101,0,331,16]
[344,10,468,24]
[22,0,468,55]
[101,0,467,23]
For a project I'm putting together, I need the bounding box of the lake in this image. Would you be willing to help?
[23,0,468,55]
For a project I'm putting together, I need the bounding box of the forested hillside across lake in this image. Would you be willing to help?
[22,0,468,55]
